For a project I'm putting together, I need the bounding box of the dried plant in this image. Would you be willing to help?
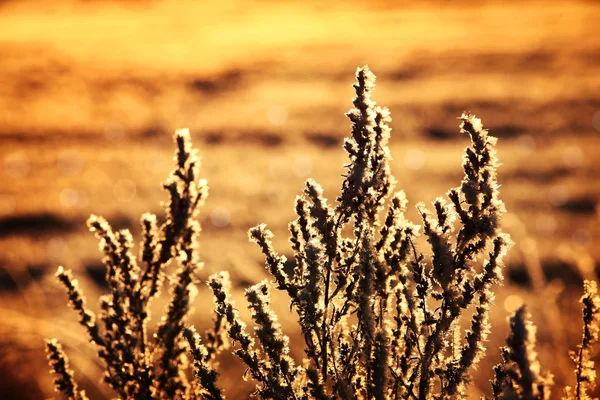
[563,280,600,400]
[229,66,512,399]
[46,339,89,400]
[46,129,225,399]
[490,306,553,400]
[46,66,600,400]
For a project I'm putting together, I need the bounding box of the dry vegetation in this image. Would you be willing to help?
[1,1,600,399]
[46,68,600,399]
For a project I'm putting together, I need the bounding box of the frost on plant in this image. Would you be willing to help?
[47,129,225,399]
[238,66,512,399]
[46,67,600,400]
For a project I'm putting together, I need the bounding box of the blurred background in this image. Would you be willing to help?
[1,0,599,398]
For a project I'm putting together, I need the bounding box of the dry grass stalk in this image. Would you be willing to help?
[563,280,600,400]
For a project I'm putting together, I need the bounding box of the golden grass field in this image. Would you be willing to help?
[1,0,600,398]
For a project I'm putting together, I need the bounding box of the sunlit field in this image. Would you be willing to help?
[1,0,600,398]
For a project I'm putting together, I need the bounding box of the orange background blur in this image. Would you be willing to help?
[1,1,599,398]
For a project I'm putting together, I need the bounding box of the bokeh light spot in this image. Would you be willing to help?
[114,180,137,202]
[504,294,523,313]
[404,148,425,170]
[210,207,230,228]
[60,188,79,207]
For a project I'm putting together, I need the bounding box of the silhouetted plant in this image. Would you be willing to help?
[47,129,223,399]
[563,280,600,400]
[47,66,600,400]
[490,306,553,399]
